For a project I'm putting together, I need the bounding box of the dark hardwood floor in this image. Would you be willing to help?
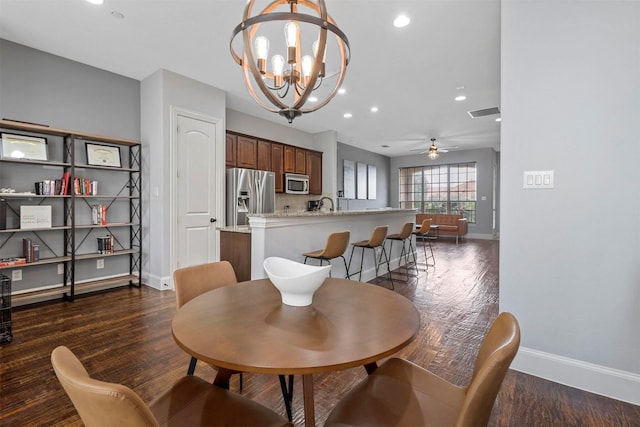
[1,238,639,426]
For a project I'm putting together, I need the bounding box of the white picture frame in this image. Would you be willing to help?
[343,159,355,199]
[1,133,48,161]
[356,162,368,199]
[20,205,52,229]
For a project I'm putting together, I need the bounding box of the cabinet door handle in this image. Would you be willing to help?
[210,218,217,223]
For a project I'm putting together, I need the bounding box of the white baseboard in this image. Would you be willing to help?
[145,273,173,291]
[512,347,640,405]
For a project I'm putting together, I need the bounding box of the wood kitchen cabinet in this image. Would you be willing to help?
[219,230,251,282]
[307,150,323,195]
[295,148,307,174]
[283,145,295,173]
[226,133,237,167]
[271,143,284,193]
[225,131,321,194]
[236,136,257,169]
[257,140,272,171]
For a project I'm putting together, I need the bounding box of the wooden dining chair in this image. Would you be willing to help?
[324,312,521,427]
[173,261,294,421]
[51,345,292,427]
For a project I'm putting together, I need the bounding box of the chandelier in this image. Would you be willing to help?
[427,138,439,160]
[230,0,350,123]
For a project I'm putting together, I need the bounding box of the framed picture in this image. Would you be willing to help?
[343,160,355,199]
[356,162,368,199]
[86,143,122,167]
[1,133,48,161]
[367,165,377,199]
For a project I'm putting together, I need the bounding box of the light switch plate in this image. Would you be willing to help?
[523,170,554,189]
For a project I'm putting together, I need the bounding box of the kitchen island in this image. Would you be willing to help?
[236,209,417,282]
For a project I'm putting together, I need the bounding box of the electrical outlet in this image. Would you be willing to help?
[57,263,64,275]
[96,259,104,269]
[12,269,22,281]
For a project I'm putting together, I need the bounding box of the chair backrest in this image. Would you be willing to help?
[51,346,159,427]
[415,218,432,234]
[367,225,388,247]
[323,231,351,258]
[398,222,415,239]
[457,312,521,427]
[173,261,238,308]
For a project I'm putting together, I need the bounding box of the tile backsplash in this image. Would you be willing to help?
[276,193,331,213]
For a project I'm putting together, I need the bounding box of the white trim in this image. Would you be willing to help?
[145,273,173,291]
[512,347,640,405]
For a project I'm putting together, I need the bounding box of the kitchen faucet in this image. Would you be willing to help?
[318,196,335,212]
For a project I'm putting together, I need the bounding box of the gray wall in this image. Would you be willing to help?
[337,142,390,210]
[501,0,640,403]
[0,39,139,140]
[390,147,499,239]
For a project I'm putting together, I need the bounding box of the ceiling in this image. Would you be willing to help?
[0,0,501,157]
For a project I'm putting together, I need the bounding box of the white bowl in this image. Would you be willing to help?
[263,257,331,306]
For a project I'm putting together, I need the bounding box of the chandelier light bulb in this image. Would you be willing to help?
[284,21,299,64]
[272,54,285,86]
[301,55,314,86]
[255,36,270,74]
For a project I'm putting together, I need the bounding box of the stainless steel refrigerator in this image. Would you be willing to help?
[226,168,275,226]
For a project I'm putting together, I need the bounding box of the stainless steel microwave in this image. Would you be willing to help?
[285,173,309,195]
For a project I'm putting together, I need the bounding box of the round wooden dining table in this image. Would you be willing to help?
[172,277,420,427]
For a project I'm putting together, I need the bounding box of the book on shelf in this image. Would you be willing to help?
[91,204,107,225]
[22,238,38,263]
[0,258,26,267]
[60,171,70,195]
[73,177,97,195]
[97,234,114,254]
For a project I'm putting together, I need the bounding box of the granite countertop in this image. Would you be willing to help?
[217,225,251,233]
[249,208,417,219]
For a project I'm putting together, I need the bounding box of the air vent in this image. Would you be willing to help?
[468,107,500,118]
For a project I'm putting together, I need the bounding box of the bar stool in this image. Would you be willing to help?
[385,222,418,281]
[347,225,394,289]
[303,231,351,278]
[413,218,435,268]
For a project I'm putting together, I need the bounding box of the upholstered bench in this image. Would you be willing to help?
[416,213,468,243]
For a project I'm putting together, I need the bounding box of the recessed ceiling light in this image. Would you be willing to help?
[393,15,410,28]
[371,106,378,112]
[338,88,346,95]
[86,0,104,4]
[495,117,502,122]
[343,113,352,118]
[309,96,318,102]
[455,95,467,101]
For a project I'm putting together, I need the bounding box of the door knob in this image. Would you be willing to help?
[210,218,217,223]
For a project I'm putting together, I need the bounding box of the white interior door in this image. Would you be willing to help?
[176,114,218,268]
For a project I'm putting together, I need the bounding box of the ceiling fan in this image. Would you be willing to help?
[409,138,457,156]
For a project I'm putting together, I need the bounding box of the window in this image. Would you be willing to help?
[399,162,477,223]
